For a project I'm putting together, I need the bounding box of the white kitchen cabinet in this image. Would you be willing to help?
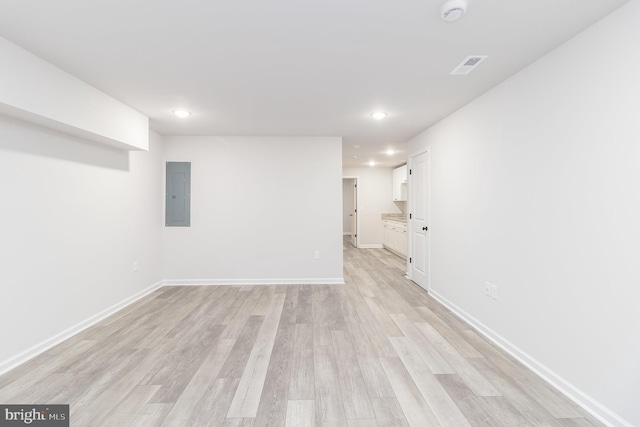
[382,219,407,258]
[392,165,408,201]
[398,226,407,257]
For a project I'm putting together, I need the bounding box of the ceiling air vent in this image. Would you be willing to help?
[450,55,488,75]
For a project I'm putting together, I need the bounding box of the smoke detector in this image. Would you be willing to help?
[441,0,468,22]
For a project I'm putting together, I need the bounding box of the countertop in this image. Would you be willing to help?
[382,213,407,223]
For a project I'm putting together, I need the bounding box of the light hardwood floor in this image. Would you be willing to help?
[0,238,603,426]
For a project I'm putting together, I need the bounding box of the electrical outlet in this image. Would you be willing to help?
[314,251,320,260]
[133,261,138,272]
[491,284,498,300]
[484,282,491,296]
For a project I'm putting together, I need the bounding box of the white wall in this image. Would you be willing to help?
[163,136,343,284]
[407,1,640,425]
[343,167,403,247]
[0,116,164,372]
[342,179,354,234]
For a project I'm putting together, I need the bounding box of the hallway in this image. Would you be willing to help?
[0,242,601,426]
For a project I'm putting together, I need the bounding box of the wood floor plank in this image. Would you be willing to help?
[468,357,564,427]
[437,373,534,427]
[164,287,226,339]
[349,270,376,298]
[312,286,333,347]
[345,321,377,357]
[379,357,441,427]
[130,403,173,427]
[364,297,404,337]
[0,339,99,401]
[14,373,70,404]
[224,417,255,427]
[323,286,348,332]
[314,343,347,426]
[331,330,375,419]
[355,354,396,399]
[370,397,409,427]
[190,377,241,426]
[461,329,583,418]
[557,418,601,427]
[289,323,315,400]
[350,299,397,358]
[148,324,227,403]
[218,316,265,379]
[161,338,235,426]
[127,290,214,350]
[96,289,165,328]
[416,301,472,332]
[347,420,378,427]
[280,286,299,325]
[414,306,484,358]
[253,322,295,427]
[345,322,395,399]
[295,288,314,324]
[56,348,154,408]
[227,292,286,418]
[72,346,168,426]
[253,286,276,316]
[415,322,500,397]
[374,285,425,323]
[389,314,455,375]
[99,385,161,427]
[286,400,315,427]
[221,287,265,340]
[196,287,240,329]
[337,288,362,324]
[389,336,471,427]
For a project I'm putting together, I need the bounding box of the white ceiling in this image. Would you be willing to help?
[0,0,628,167]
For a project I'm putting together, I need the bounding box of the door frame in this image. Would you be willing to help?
[342,176,360,248]
[407,149,431,290]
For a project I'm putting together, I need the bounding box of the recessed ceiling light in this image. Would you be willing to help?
[173,110,191,118]
[354,145,360,149]
[369,161,376,167]
[371,112,387,120]
[386,149,395,155]
[352,156,358,159]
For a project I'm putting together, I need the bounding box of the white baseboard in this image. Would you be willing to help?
[163,278,345,286]
[358,244,384,249]
[0,280,164,376]
[428,290,632,427]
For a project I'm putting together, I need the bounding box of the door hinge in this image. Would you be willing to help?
[409,257,412,263]
[409,213,412,219]
[409,169,412,175]
[355,234,357,237]
[354,209,357,213]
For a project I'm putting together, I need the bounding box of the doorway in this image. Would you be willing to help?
[342,177,359,248]
[408,150,429,290]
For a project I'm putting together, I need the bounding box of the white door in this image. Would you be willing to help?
[351,180,357,247]
[409,150,429,290]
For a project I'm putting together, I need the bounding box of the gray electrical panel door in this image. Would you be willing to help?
[166,162,191,227]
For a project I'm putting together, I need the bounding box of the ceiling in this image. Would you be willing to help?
[0,0,628,167]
